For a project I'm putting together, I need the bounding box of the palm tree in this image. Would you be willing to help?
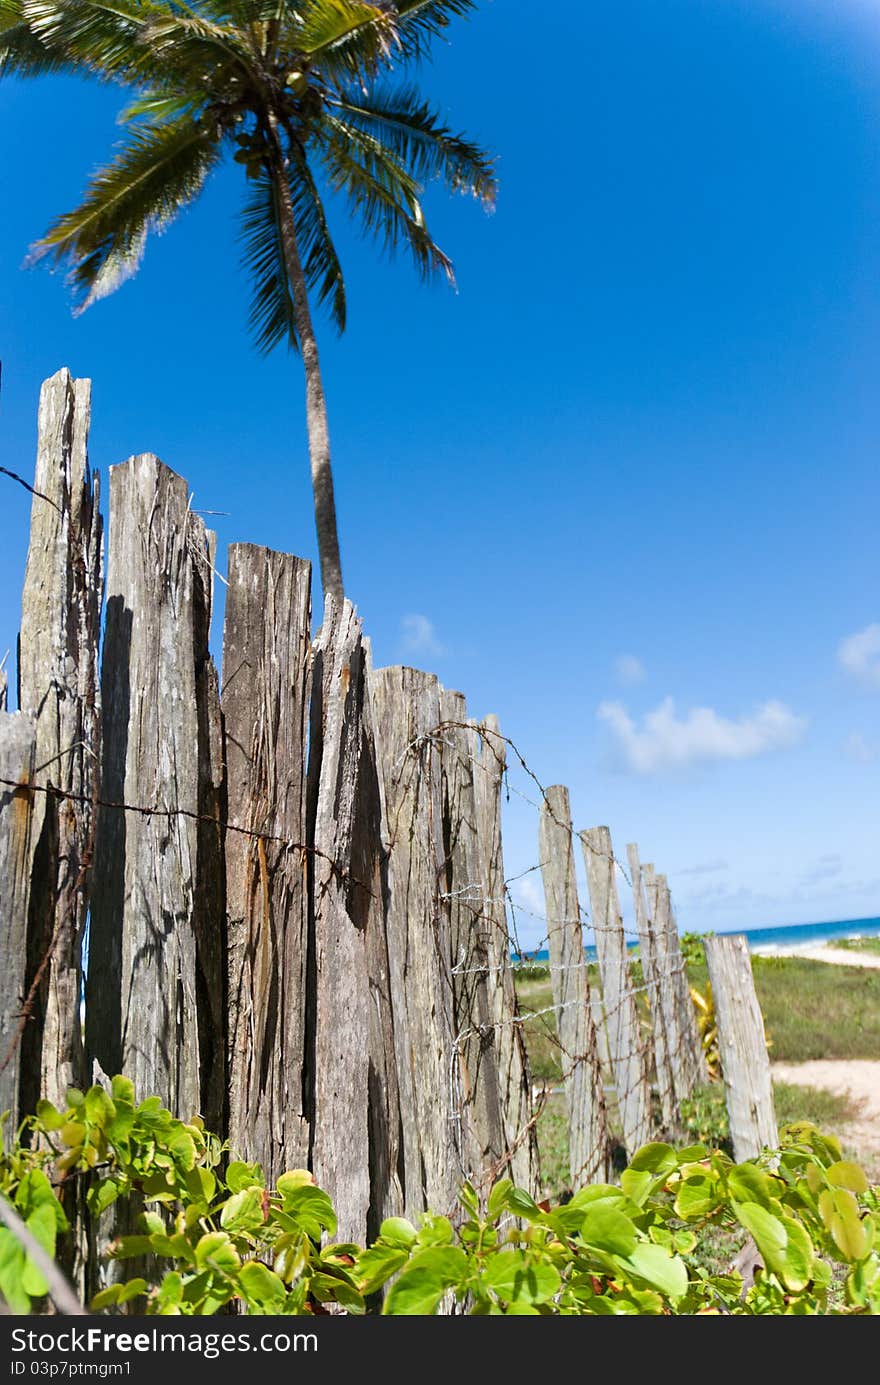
[0,1,495,599]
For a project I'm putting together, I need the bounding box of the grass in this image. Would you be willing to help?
[514,953,878,1201]
[688,954,880,1061]
[831,936,880,957]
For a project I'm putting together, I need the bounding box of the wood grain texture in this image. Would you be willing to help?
[438,691,502,1187]
[581,825,653,1157]
[18,369,102,1112]
[627,844,675,1132]
[87,454,220,1124]
[223,543,311,1185]
[370,665,464,1220]
[473,716,538,1194]
[705,934,778,1162]
[539,788,611,1186]
[0,713,37,1130]
[661,877,708,1090]
[643,864,691,1108]
[308,596,372,1243]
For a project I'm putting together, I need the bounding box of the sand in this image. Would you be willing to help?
[756,941,880,1176]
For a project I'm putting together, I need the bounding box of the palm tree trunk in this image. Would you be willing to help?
[267,116,344,602]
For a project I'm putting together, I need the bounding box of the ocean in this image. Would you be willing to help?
[514,914,880,963]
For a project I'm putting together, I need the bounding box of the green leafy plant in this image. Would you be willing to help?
[1,1080,878,1315]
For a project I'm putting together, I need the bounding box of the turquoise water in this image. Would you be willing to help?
[514,915,880,963]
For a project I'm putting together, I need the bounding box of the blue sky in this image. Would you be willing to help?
[1,0,879,946]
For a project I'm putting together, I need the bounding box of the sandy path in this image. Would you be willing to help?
[771,1059,880,1172]
[753,944,880,968]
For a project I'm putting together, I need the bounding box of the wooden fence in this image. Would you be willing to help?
[0,370,778,1299]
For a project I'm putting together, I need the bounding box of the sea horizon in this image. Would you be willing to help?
[513,913,880,962]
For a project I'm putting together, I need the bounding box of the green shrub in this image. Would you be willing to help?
[1,1080,878,1315]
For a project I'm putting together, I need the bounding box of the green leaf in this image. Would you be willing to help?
[194,1232,240,1275]
[110,1075,135,1106]
[727,1163,778,1209]
[35,1099,64,1131]
[616,1242,688,1303]
[379,1216,418,1248]
[237,1260,287,1309]
[0,1228,28,1313]
[483,1250,560,1305]
[818,1189,871,1263]
[487,1179,514,1220]
[185,1166,216,1203]
[580,1206,638,1259]
[89,1177,122,1216]
[219,1187,265,1235]
[627,1142,677,1175]
[826,1161,869,1195]
[674,1174,721,1221]
[21,1201,56,1298]
[734,1200,815,1290]
[226,1160,264,1193]
[382,1265,447,1316]
[619,1168,654,1206]
[83,1084,116,1127]
[355,1244,408,1294]
[276,1184,336,1240]
[506,1187,543,1222]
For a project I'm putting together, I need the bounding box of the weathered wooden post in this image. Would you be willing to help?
[539,788,611,1186]
[438,691,506,1186]
[473,717,538,1195]
[0,714,37,1131]
[222,544,311,1185]
[644,864,691,1108]
[582,826,653,1158]
[659,874,707,1091]
[17,369,102,1113]
[308,596,374,1243]
[627,844,676,1132]
[87,455,223,1128]
[371,666,470,1220]
[705,935,778,1161]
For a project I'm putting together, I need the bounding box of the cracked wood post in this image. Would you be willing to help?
[308,595,376,1244]
[438,691,505,1189]
[705,934,778,1161]
[0,713,37,1131]
[643,864,691,1108]
[86,455,223,1129]
[659,874,707,1092]
[627,844,676,1133]
[539,787,611,1187]
[223,544,311,1187]
[17,369,102,1113]
[474,716,538,1194]
[582,826,653,1158]
[370,666,467,1221]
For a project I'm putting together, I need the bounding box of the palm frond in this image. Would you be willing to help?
[333,83,495,203]
[319,113,453,281]
[393,0,476,62]
[239,167,299,352]
[0,1,75,75]
[240,149,346,353]
[34,114,222,309]
[282,0,398,81]
[287,139,346,333]
[20,0,161,78]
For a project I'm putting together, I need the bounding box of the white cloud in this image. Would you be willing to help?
[400,613,445,658]
[676,859,729,877]
[843,731,879,764]
[597,696,807,775]
[614,654,646,686]
[838,623,880,689]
